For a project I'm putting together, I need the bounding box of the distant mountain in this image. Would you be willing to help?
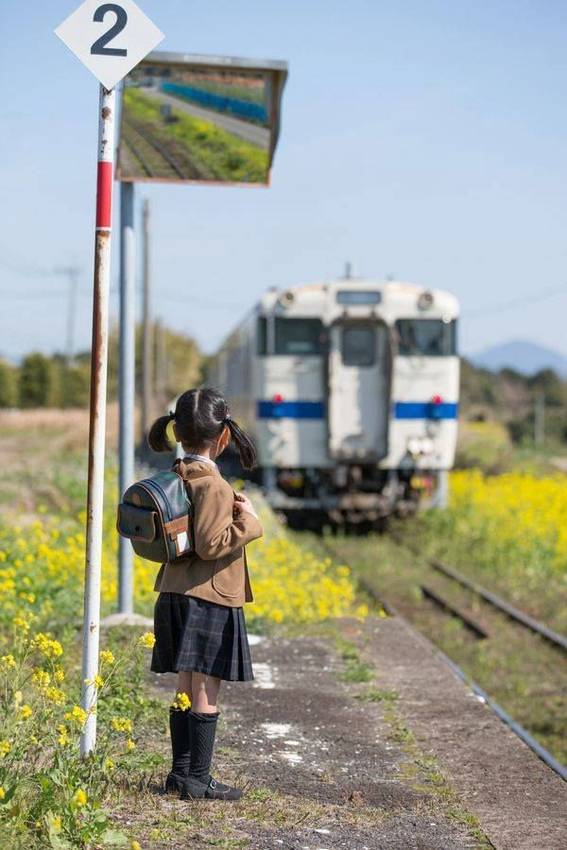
[469,340,567,377]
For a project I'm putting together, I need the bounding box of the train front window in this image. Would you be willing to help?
[274,318,324,355]
[342,326,375,366]
[395,319,457,356]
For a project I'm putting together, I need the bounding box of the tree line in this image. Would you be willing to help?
[0,323,203,409]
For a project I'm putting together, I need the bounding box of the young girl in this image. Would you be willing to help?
[148,388,263,801]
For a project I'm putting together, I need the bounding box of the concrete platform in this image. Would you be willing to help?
[147,613,566,849]
[357,615,567,850]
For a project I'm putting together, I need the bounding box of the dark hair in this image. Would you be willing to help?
[148,387,257,470]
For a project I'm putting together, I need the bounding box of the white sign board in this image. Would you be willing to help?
[55,0,164,90]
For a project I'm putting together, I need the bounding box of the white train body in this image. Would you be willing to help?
[208,279,459,526]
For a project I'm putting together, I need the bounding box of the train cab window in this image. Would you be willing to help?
[274,318,324,355]
[395,319,457,356]
[257,317,267,355]
[342,326,375,366]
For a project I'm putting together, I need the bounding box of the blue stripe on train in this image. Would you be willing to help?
[394,402,458,419]
[257,400,458,420]
[257,401,325,419]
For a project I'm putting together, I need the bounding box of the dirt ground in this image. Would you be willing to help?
[135,618,495,850]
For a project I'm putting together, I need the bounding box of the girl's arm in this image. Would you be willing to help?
[192,478,263,561]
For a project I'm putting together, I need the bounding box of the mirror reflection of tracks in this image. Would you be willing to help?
[121,119,212,181]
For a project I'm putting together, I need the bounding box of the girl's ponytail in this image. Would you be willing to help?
[225,417,257,470]
[148,412,175,453]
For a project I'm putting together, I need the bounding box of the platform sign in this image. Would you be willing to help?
[55,0,164,90]
[117,52,288,186]
[54,0,163,758]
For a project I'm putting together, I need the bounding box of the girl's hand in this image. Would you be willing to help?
[233,492,258,519]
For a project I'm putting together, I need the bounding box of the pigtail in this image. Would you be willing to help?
[226,418,257,470]
[148,413,175,453]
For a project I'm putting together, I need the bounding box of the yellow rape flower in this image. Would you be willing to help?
[32,669,51,690]
[0,740,11,758]
[45,687,66,705]
[0,654,16,670]
[18,704,32,719]
[125,739,136,752]
[138,632,156,649]
[84,674,104,689]
[172,691,191,711]
[12,615,31,633]
[99,649,115,665]
[72,788,87,808]
[32,632,63,659]
[131,841,142,850]
[111,717,132,734]
[65,705,88,728]
[57,725,70,747]
[0,787,5,800]
[53,667,65,683]
[105,757,115,771]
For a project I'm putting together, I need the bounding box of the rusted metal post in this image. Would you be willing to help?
[80,84,116,757]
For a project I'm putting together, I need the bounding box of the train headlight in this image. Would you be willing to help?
[417,290,434,310]
[278,290,295,307]
[408,437,434,457]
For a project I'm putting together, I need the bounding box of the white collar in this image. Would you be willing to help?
[183,453,218,470]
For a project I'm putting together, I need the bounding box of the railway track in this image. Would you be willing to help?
[317,535,567,782]
[121,119,208,181]
[430,558,567,653]
[388,531,567,654]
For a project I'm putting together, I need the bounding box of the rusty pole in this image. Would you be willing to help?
[80,84,116,757]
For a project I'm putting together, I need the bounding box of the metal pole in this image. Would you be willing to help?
[534,388,545,448]
[80,84,116,757]
[437,470,449,509]
[118,181,135,615]
[141,199,153,448]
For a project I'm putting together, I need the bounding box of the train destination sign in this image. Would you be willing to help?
[116,52,288,186]
[55,0,164,90]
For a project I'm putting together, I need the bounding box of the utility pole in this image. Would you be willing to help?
[118,181,136,615]
[155,316,167,409]
[55,265,81,363]
[141,199,153,448]
[534,388,545,448]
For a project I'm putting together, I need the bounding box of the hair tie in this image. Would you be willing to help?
[168,411,175,421]
[223,414,232,425]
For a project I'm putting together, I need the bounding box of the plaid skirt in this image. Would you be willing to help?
[150,592,254,682]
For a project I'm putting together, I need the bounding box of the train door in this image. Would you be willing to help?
[327,321,390,460]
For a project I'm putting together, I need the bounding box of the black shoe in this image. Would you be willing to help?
[182,775,243,801]
[165,706,191,795]
[165,771,185,794]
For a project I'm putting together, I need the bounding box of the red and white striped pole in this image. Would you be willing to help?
[80,84,117,757]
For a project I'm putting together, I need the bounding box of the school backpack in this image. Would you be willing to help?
[116,470,193,564]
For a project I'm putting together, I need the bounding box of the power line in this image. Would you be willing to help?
[465,284,567,318]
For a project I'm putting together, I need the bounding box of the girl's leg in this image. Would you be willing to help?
[177,671,193,704]
[190,671,220,712]
[184,673,241,801]
[165,672,194,794]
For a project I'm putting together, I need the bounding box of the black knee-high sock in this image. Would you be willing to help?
[169,707,191,776]
[187,710,220,784]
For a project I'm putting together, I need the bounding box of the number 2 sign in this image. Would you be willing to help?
[55,0,163,90]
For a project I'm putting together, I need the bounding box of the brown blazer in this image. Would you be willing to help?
[153,458,263,607]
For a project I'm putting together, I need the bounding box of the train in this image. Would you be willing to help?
[207,277,460,530]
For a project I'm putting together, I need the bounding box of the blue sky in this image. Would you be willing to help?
[1,0,566,361]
